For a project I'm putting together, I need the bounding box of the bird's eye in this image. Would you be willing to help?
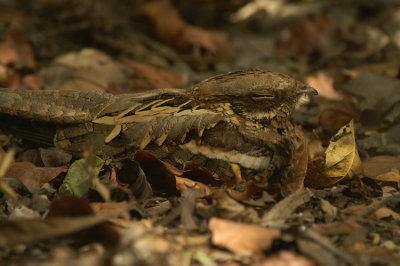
[251,93,275,101]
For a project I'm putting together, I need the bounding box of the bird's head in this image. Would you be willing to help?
[191,70,318,124]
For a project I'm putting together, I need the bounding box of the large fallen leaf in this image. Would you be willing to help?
[141,0,232,69]
[18,147,72,167]
[209,217,280,256]
[5,161,67,188]
[305,120,363,187]
[305,72,340,99]
[133,150,177,196]
[180,161,224,185]
[114,158,152,200]
[343,72,400,125]
[63,155,104,197]
[39,48,126,92]
[0,30,35,69]
[362,156,400,179]
[323,120,362,181]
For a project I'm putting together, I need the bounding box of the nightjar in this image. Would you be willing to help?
[0,70,317,184]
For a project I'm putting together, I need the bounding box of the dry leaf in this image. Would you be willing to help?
[362,156,400,179]
[323,120,363,181]
[5,162,67,188]
[181,161,224,185]
[209,217,280,256]
[114,158,152,200]
[342,204,370,214]
[0,30,38,89]
[343,203,400,222]
[305,72,340,99]
[305,120,363,187]
[175,176,213,198]
[39,48,126,92]
[343,72,400,126]
[373,208,400,221]
[375,171,400,182]
[0,30,35,69]
[133,150,177,196]
[141,0,232,66]
[312,221,362,235]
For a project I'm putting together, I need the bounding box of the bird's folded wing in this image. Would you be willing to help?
[56,96,224,157]
[0,88,226,157]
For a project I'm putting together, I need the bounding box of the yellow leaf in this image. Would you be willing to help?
[322,120,363,186]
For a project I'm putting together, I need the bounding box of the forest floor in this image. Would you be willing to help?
[0,0,400,265]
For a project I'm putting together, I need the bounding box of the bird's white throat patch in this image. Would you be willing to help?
[180,140,271,170]
[295,94,311,109]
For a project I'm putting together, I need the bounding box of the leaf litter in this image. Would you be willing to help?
[1,0,400,265]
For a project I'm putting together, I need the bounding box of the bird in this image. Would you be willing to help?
[0,69,317,184]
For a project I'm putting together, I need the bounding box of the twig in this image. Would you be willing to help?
[301,228,355,265]
[356,192,400,219]
[157,204,182,226]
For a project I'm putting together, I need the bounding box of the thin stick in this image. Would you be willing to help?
[356,192,400,219]
[301,228,355,265]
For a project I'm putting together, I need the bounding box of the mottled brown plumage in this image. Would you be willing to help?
[0,70,317,184]
[188,70,317,183]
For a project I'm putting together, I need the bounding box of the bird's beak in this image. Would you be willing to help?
[299,86,318,96]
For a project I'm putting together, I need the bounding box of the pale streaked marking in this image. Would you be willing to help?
[242,110,277,120]
[295,94,310,109]
[155,132,168,146]
[180,140,271,170]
